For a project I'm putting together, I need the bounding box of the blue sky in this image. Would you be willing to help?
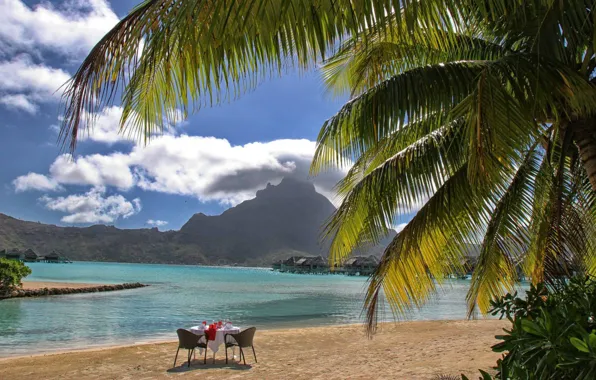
[0,0,415,231]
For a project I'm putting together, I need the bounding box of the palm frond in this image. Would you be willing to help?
[311,61,486,173]
[524,126,591,283]
[323,118,467,265]
[321,18,508,97]
[334,112,450,197]
[364,164,489,331]
[62,0,505,150]
[466,146,542,317]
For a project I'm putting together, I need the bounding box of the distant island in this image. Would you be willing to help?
[0,178,395,267]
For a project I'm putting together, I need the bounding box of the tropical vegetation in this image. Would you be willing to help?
[485,277,596,379]
[0,258,31,294]
[60,1,596,328]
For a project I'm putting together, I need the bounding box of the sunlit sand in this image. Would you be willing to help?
[0,320,506,379]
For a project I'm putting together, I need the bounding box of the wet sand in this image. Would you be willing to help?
[0,319,507,380]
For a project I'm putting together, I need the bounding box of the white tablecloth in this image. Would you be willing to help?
[190,326,241,354]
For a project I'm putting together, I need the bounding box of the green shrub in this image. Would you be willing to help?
[487,277,596,379]
[0,258,32,294]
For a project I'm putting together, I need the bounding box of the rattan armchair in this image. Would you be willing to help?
[224,327,257,365]
[173,329,208,367]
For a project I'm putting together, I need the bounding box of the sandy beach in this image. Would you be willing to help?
[0,319,507,380]
[21,281,108,290]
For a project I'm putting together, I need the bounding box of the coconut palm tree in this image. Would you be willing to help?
[60,1,596,329]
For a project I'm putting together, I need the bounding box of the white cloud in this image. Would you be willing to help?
[130,135,316,204]
[0,0,120,113]
[76,106,182,145]
[0,0,119,58]
[0,56,71,112]
[48,153,134,190]
[0,94,38,113]
[147,219,168,227]
[0,57,70,98]
[13,173,62,192]
[39,187,141,224]
[78,106,135,144]
[16,134,348,206]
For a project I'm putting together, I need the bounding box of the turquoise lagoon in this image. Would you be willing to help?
[0,261,487,357]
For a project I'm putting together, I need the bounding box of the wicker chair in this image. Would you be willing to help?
[224,327,257,365]
[173,329,208,367]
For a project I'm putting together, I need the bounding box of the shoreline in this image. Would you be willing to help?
[0,320,375,359]
[0,318,502,360]
[0,337,176,361]
[0,320,509,379]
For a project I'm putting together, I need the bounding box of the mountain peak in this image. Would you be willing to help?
[0,177,395,266]
[255,177,316,199]
[280,176,315,187]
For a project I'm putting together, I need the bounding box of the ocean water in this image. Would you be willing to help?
[0,262,492,357]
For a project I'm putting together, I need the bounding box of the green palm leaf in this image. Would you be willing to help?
[466,145,541,317]
[62,0,596,332]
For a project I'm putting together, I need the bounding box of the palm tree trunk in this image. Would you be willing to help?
[572,119,596,191]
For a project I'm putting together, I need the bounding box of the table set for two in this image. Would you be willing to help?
[189,321,241,356]
[174,320,258,368]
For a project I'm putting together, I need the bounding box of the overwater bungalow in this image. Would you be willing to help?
[45,251,71,263]
[274,255,378,276]
[296,256,329,274]
[279,256,304,272]
[45,251,60,263]
[343,256,379,276]
[5,249,24,261]
[24,249,40,262]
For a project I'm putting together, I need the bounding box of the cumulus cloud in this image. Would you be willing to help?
[0,56,71,112]
[77,106,136,144]
[0,1,120,113]
[147,219,168,227]
[13,172,62,192]
[76,106,182,145]
[15,134,348,206]
[0,94,38,113]
[48,153,135,190]
[39,187,141,224]
[0,0,119,57]
[130,135,321,204]
[0,57,70,97]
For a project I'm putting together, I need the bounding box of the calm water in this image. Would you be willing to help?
[0,262,485,357]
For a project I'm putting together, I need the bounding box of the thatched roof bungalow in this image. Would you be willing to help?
[296,256,329,273]
[24,249,39,262]
[5,249,23,261]
[294,257,308,266]
[282,256,303,267]
[274,255,331,274]
[343,255,379,276]
[45,251,61,262]
[278,256,304,272]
